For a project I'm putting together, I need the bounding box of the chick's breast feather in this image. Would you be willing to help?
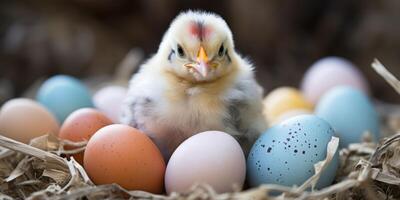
[120,11,267,159]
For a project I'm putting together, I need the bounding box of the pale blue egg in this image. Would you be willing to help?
[37,75,93,122]
[315,86,380,147]
[247,115,338,189]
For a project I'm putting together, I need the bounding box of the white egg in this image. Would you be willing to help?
[93,86,127,123]
[165,131,246,194]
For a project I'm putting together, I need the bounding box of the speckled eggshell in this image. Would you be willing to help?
[301,57,369,104]
[247,115,338,189]
[37,75,94,122]
[0,98,60,143]
[93,86,127,123]
[165,131,246,194]
[315,86,380,147]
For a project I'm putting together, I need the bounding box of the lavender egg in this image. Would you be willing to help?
[301,57,369,105]
[247,115,338,189]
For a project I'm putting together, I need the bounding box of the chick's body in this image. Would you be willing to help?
[121,11,267,159]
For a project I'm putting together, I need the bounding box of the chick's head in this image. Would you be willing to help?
[159,11,235,82]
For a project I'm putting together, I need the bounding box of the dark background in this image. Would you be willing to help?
[1,0,400,104]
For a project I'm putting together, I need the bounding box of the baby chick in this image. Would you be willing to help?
[121,11,267,159]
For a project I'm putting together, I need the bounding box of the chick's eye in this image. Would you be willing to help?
[177,45,185,57]
[218,44,225,57]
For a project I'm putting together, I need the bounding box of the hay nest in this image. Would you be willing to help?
[1,59,400,200]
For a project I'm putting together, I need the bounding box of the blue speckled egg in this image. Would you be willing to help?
[247,115,338,189]
[37,75,94,122]
[315,86,380,148]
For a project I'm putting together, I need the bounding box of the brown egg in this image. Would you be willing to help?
[59,108,112,164]
[84,124,165,193]
[0,98,59,143]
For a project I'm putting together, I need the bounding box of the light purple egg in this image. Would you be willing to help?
[301,57,369,105]
[165,131,246,194]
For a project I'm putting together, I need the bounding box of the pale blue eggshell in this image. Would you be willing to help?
[315,86,380,147]
[37,75,94,122]
[247,115,338,189]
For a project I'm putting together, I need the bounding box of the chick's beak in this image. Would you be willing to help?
[197,46,208,63]
[195,46,209,77]
[184,46,211,78]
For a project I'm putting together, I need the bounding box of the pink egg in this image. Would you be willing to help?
[165,131,246,194]
[93,86,127,123]
[301,57,369,104]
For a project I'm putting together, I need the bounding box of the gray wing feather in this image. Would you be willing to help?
[224,81,267,155]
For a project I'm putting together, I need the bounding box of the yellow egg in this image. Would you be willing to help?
[263,87,313,125]
[0,98,60,143]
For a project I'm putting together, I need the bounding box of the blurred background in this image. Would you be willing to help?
[1,0,400,104]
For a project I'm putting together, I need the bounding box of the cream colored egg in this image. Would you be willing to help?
[263,87,313,125]
[0,98,60,143]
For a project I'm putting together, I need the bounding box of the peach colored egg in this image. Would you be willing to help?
[59,108,113,164]
[0,98,59,143]
[84,124,165,193]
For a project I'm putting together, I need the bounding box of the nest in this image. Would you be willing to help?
[1,60,400,200]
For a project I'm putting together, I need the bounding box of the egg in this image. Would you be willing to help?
[37,75,94,122]
[165,131,245,194]
[301,57,369,104]
[247,115,338,189]
[93,85,127,123]
[275,109,313,124]
[263,87,313,125]
[84,124,165,193]
[58,108,113,164]
[0,98,59,143]
[315,86,380,147]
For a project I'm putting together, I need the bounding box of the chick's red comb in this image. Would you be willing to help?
[189,21,211,41]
